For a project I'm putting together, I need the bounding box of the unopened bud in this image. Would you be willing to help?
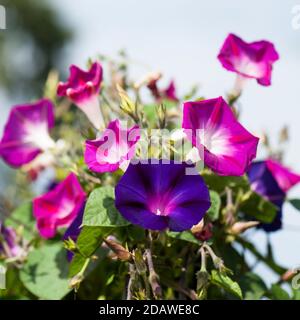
[69,274,84,291]
[156,103,167,128]
[279,126,289,143]
[117,84,136,115]
[103,238,132,262]
[229,221,259,235]
[196,270,210,300]
[63,238,77,252]
[260,131,269,147]
[192,222,213,241]
[281,269,298,282]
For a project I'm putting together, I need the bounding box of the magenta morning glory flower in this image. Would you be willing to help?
[115,160,211,231]
[33,173,86,239]
[248,161,286,232]
[265,158,300,193]
[147,74,178,102]
[163,80,179,102]
[182,97,259,176]
[0,222,25,259]
[57,62,104,129]
[218,33,279,86]
[0,99,55,168]
[84,119,140,173]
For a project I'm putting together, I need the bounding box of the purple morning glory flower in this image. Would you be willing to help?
[0,99,55,168]
[115,160,211,231]
[62,204,85,261]
[265,158,300,193]
[218,33,279,86]
[0,222,24,259]
[248,161,286,232]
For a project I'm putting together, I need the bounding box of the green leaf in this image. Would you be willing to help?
[76,226,112,257]
[83,186,130,227]
[69,219,115,278]
[20,243,71,300]
[289,199,300,211]
[207,191,221,221]
[106,274,115,286]
[292,289,300,300]
[202,171,249,193]
[69,253,88,278]
[270,284,290,300]
[143,104,157,126]
[167,231,201,245]
[239,272,267,300]
[211,270,243,299]
[239,191,277,223]
[68,246,108,278]
[6,202,35,239]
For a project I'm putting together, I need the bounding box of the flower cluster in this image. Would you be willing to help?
[0,33,282,238]
[1,32,298,301]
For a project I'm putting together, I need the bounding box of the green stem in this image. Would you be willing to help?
[200,246,207,272]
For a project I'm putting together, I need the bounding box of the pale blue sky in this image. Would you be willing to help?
[1,0,300,285]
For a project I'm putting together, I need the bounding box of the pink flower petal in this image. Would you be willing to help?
[57,62,104,129]
[33,173,86,239]
[218,33,279,86]
[266,158,300,192]
[163,80,178,101]
[84,119,140,173]
[0,99,55,167]
[182,97,259,176]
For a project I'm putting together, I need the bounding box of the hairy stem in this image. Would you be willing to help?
[145,232,162,299]
[200,246,207,272]
[127,263,135,300]
[225,187,235,226]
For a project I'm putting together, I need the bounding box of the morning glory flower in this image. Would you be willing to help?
[115,160,211,231]
[33,173,86,239]
[218,33,279,87]
[248,161,286,232]
[0,99,55,168]
[163,80,178,102]
[265,158,300,193]
[57,62,105,130]
[146,73,178,102]
[182,96,259,176]
[84,119,140,173]
[0,222,25,259]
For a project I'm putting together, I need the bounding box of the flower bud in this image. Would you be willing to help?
[196,270,210,300]
[229,221,260,235]
[192,221,213,241]
[103,238,132,262]
[117,84,136,116]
